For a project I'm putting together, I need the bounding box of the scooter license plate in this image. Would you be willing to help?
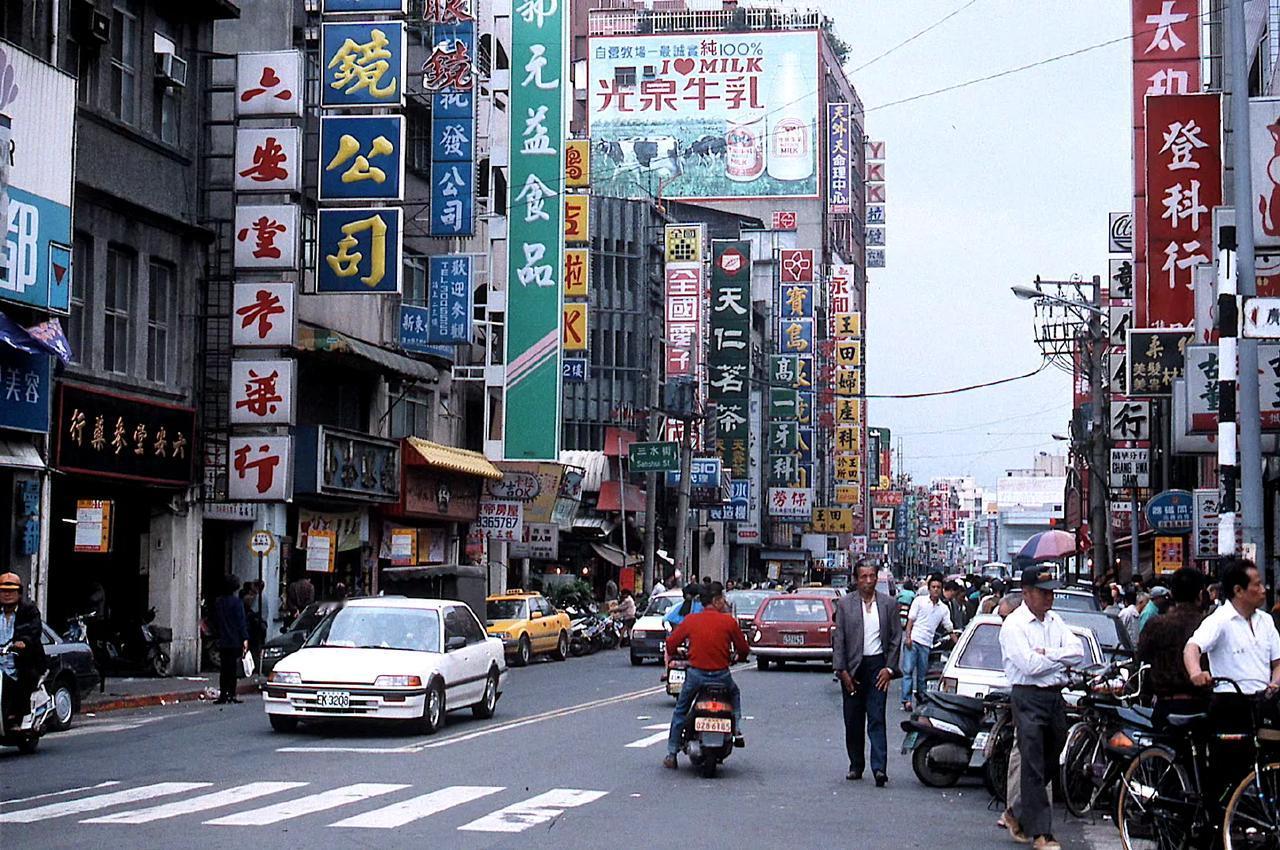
[694,717,732,733]
[315,690,350,709]
[668,669,686,685]
[901,731,919,754]
[973,732,989,752]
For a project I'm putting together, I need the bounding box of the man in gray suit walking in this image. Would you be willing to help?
[833,561,903,786]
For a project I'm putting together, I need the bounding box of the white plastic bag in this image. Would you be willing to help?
[242,651,256,678]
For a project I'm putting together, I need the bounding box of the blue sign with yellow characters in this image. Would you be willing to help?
[320,21,405,108]
[317,207,402,294]
[319,115,405,202]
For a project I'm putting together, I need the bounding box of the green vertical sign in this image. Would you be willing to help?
[709,240,752,476]
[503,0,566,460]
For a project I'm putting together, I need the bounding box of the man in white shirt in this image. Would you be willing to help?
[903,573,953,709]
[998,567,1084,850]
[1182,558,1280,803]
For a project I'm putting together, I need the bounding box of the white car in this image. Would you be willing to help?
[628,590,685,665]
[934,613,1101,701]
[263,597,506,734]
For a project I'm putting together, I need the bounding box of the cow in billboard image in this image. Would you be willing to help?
[597,137,682,178]
[1260,117,1280,238]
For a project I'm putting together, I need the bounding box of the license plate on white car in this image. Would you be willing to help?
[694,717,732,733]
[782,633,805,646]
[315,690,350,709]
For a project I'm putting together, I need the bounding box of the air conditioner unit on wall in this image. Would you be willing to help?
[154,51,188,89]
[72,0,110,45]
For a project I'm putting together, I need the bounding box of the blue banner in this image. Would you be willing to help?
[828,102,853,215]
[317,207,402,294]
[430,162,475,238]
[319,115,405,202]
[427,21,476,237]
[427,255,472,344]
[0,346,52,433]
[709,478,749,522]
[666,456,721,488]
[320,21,405,108]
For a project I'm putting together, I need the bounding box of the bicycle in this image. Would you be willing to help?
[1220,687,1280,850]
[1059,662,1150,819]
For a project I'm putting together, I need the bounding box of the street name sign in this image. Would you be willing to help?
[628,440,680,473]
[1110,448,1150,488]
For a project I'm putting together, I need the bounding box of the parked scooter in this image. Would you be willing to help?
[678,680,739,778]
[900,689,1000,788]
[87,608,172,678]
[566,605,606,656]
[0,642,54,754]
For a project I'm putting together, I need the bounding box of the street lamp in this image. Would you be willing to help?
[1010,285,1106,316]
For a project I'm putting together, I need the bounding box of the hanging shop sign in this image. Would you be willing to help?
[295,426,400,502]
[0,345,52,433]
[1154,535,1184,575]
[228,435,293,502]
[320,21,405,108]
[316,207,402,293]
[1127,328,1192,396]
[236,50,303,117]
[401,468,480,521]
[768,487,813,519]
[232,282,296,348]
[424,18,476,236]
[827,101,853,215]
[1145,488,1195,533]
[318,115,405,202]
[228,358,296,426]
[477,499,523,541]
[708,240,751,476]
[55,384,196,486]
[234,204,299,271]
[234,127,301,194]
[427,255,473,344]
[1110,447,1151,488]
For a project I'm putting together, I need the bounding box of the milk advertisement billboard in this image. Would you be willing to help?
[587,31,820,200]
[0,41,74,314]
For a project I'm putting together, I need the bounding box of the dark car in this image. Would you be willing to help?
[260,601,342,676]
[40,624,99,731]
[1057,609,1134,663]
[726,590,775,632]
[1052,589,1103,612]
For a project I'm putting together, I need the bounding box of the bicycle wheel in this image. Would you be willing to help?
[1117,747,1193,850]
[1061,721,1102,818]
[1223,761,1280,850]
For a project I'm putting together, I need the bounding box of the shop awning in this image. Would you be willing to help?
[0,439,44,470]
[572,517,615,536]
[559,450,607,492]
[404,437,502,480]
[597,480,646,513]
[591,542,642,568]
[297,324,440,382]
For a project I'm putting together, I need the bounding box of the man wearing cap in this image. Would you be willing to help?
[999,567,1084,850]
[1137,585,1171,637]
[0,572,47,725]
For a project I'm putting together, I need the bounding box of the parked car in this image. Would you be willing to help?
[1056,609,1134,663]
[484,591,570,666]
[797,585,844,600]
[40,624,99,730]
[725,589,775,632]
[749,594,837,670]
[1052,588,1103,612]
[263,597,506,734]
[934,613,1101,701]
[628,590,684,665]
[260,601,342,677]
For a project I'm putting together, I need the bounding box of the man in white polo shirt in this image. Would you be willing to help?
[903,573,953,710]
[1183,558,1280,802]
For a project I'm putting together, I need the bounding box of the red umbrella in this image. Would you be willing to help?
[1015,530,1079,565]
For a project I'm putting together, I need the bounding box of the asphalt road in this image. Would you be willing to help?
[1,650,1116,849]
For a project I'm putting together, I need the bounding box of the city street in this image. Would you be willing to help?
[1,652,1108,849]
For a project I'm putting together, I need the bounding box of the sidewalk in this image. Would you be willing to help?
[81,674,261,714]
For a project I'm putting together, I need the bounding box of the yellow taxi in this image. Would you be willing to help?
[484,591,571,667]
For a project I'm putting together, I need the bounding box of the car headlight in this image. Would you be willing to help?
[373,675,422,688]
[492,632,511,640]
[268,671,301,685]
[263,646,285,657]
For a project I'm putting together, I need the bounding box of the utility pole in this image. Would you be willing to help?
[1228,0,1265,563]
[673,416,693,580]
[1086,275,1111,586]
[643,334,661,592]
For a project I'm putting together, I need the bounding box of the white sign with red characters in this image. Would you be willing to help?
[229,359,295,426]
[477,499,523,541]
[767,486,813,519]
[228,436,292,502]
[232,282,296,348]
[236,50,303,117]
[234,204,299,270]
[234,127,301,193]
[665,263,702,378]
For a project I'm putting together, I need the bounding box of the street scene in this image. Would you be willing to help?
[4,1,1280,850]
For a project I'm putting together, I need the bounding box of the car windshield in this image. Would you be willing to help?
[761,598,828,623]
[644,595,680,616]
[1058,611,1132,656]
[727,591,771,616]
[487,599,527,621]
[955,622,1095,670]
[305,607,440,652]
[289,603,335,635]
[1053,591,1102,612]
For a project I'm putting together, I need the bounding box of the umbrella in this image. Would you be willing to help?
[1014,530,1079,565]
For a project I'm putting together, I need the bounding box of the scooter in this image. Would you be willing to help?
[679,680,738,778]
[0,642,54,754]
[665,645,689,699]
[900,689,995,788]
[88,608,172,678]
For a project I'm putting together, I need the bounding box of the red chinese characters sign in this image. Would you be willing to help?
[664,264,702,378]
[1143,93,1221,327]
[1133,0,1201,326]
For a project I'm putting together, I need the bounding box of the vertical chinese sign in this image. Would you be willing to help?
[563,140,591,357]
[864,140,886,269]
[1132,0,1200,326]
[829,264,863,523]
[709,241,751,477]
[504,0,567,460]
[1142,93,1221,327]
[422,0,476,237]
[229,50,304,502]
[664,224,705,448]
[427,255,473,344]
[828,102,852,216]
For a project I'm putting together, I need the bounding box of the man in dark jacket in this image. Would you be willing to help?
[0,572,47,725]
[1137,567,1206,720]
[833,561,903,786]
[213,575,249,704]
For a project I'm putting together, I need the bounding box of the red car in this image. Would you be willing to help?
[748,594,836,670]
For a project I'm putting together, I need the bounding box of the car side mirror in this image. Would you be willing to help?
[530,611,542,619]
[446,635,467,651]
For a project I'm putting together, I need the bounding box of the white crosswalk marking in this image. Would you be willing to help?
[329,785,504,829]
[203,783,409,826]
[82,782,309,824]
[457,789,608,833]
[0,783,212,824]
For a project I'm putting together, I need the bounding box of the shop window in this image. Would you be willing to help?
[146,259,174,383]
[104,244,136,375]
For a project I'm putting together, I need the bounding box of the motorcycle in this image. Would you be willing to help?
[666,645,689,699]
[566,606,606,656]
[0,642,54,754]
[901,689,1001,788]
[87,608,172,678]
[678,679,739,778]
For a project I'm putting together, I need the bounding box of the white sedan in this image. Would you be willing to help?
[263,597,506,734]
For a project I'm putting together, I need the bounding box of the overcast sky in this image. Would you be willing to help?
[829,1,1131,489]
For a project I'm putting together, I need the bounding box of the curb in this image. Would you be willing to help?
[82,680,260,714]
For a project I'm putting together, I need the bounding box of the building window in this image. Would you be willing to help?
[155,87,180,144]
[104,245,135,375]
[147,260,174,382]
[110,0,140,124]
[406,99,431,177]
[403,253,427,305]
[390,389,433,441]
[614,66,636,88]
[69,232,92,364]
